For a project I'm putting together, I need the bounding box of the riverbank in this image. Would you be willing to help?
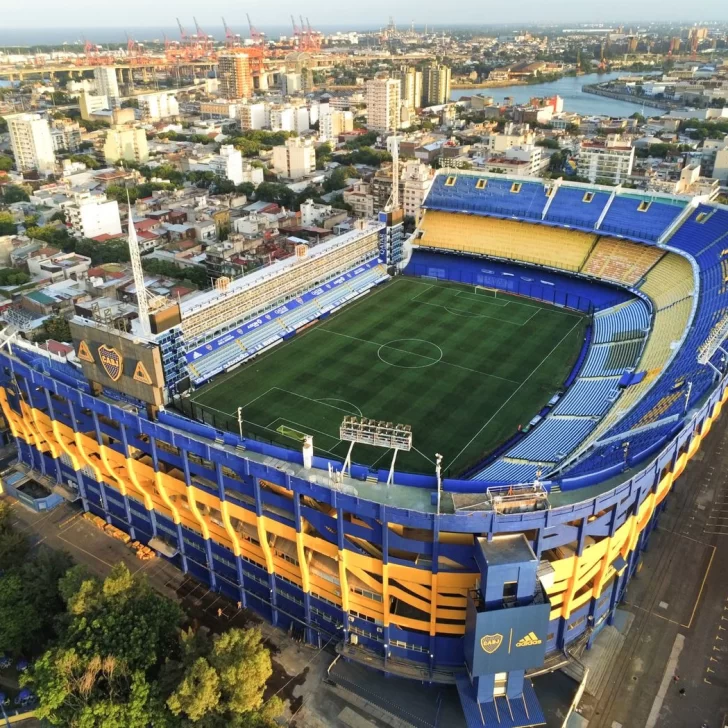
[581,84,674,110]
[452,79,528,90]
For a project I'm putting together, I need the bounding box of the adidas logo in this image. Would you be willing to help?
[515,631,542,648]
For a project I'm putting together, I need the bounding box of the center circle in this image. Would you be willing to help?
[376,339,443,369]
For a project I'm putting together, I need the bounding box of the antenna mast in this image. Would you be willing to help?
[127,195,151,336]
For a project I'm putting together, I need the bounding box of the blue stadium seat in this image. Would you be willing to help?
[599,195,685,243]
[545,186,610,230]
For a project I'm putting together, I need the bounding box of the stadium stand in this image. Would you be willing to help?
[501,416,596,463]
[593,300,651,343]
[425,174,547,219]
[581,237,664,286]
[552,377,621,417]
[419,211,595,271]
[544,185,611,229]
[639,254,695,309]
[580,340,644,377]
[187,262,389,385]
[599,194,686,243]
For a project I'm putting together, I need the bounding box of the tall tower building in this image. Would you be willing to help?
[93,67,120,108]
[365,78,401,133]
[422,63,452,107]
[218,52,253,100]
[6,112,56,175]
[393,66,422,110]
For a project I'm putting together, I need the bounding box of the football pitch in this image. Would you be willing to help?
[188,277,588,476]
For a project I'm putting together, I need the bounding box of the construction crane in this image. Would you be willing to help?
[222,17,241,49]
[291,15,301,45]
[247,13,265,45]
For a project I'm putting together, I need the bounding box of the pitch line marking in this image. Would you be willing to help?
[316,398,363,417]
[445,317,584,472]
[189,275,400,402]
[414,299,529,325]
[322,329,520,384]
[377,339,443,369]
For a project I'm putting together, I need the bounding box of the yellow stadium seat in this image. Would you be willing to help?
[418,211,595,272]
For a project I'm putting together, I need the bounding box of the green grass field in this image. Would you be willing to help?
[188,278,588,476]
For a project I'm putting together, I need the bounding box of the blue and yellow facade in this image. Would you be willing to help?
[1,345,726,677]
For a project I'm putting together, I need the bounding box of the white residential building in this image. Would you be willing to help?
[269,106,296,132]
[238,102,267,131]
[321,110,354,141]
[280,73,302,96]
[578,136,635,185]
[6,112,56,175]
[66,193,122,239]
[93,67,120,108]
[50,119,82,153]
[138,92,179,121]
[481,123,535,153]
[366,78,401,133]
[210,145,244,185]
[79,92,110,120]
[271,136,316,180]
[103,126,149,164]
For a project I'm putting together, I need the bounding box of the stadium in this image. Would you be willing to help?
[2,170,728,727]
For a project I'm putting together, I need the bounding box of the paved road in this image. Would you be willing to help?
[582,412,728,728]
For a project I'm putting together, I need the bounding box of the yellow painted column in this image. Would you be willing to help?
[337,548,350,612]
[295,527,310,594]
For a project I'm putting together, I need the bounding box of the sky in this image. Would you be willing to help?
[3,0,728,31]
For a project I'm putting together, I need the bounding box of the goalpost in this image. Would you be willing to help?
[474,285,499,299]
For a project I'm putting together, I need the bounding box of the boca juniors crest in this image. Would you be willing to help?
[480,634,503,654]
[98,345,124,381]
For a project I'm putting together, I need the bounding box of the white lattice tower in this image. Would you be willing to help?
[391,134,399,210]
[127,195,151,336]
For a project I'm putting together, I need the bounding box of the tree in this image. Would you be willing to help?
[323,165,358,193]
[0,504,72,656]
[315,142,332,169]
[255,182,297,209]
[26,564,183,727]
[0,154,13,171]
[68,154,101,170]
[36,314,72,343]
[536,138,560,150]
[0,499,28,571]
[3,185,30,203]
[0,116,7,134]
[0,212,17,236]
[164,627,280,727]
[167,657,221,721]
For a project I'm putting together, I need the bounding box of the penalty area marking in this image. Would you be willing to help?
[316,398,363,417]
[377,338,444,369]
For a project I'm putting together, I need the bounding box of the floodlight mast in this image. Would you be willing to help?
[340,416,413,485]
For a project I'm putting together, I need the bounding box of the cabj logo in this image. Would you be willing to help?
[480,634,503,654]
[515,632,542,648]
[98,345,123,382]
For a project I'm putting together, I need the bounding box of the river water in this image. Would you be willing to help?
[451,71,656,118]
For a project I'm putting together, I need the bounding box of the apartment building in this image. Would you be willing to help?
[366,78,401,133]
[50,119,82,153]
[138,92,179,122]
[321,110,354,141]
[271,137,316,180]
[103,126,149,164]
[218,52,253,100]
[93,67,120,108]
[578,136,635,185]
[6,112,56,175]
[393,66,423,111]
[422,63,452,107]
[66,193,122,239]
